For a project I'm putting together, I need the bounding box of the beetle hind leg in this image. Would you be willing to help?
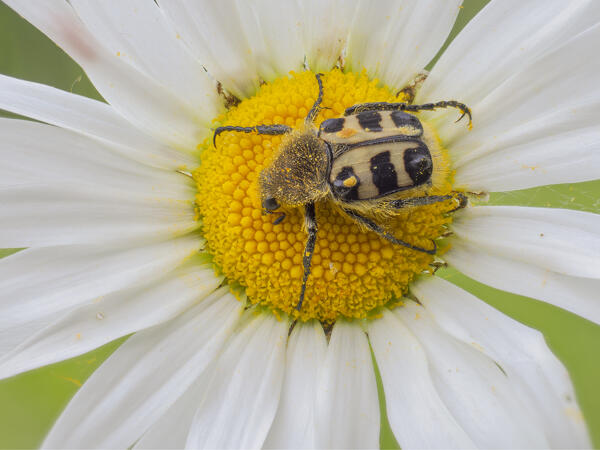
[448,192,468,213]
[343,208,437,255]
[387,192,468,212]
[344,101,472,129]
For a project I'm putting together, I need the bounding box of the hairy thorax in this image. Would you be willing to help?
[260,129,330,208]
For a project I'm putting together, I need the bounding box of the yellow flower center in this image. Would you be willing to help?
[195,70,457,322]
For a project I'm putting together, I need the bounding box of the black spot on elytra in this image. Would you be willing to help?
[320,118,345,133]
[404,145,432,185]
[357,111,383,132]
[390,111,423,135]
[370,151,399,195]
[332,166,360,201]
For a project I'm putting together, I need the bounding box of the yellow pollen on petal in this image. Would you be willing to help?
[195,69,457,323]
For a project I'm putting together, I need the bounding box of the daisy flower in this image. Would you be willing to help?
[1,0,599,448]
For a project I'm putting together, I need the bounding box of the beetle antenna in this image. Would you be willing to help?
[273,212,286,225]
[262,209,286,225]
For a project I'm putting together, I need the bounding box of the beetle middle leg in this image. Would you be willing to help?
[342,208,437,255]
[344,101,472,128]
[296,202,318,311]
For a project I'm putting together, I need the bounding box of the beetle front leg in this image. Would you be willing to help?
[213,124,292,146]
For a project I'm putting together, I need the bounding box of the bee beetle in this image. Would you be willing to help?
[213,74,471,311]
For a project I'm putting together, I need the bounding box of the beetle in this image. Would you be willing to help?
[213,74,471,310]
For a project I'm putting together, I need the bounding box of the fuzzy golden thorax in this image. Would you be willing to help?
[259,129,330,208]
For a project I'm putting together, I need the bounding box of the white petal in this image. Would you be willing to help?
[396,302,550,448]
[264,320,327,449]
[369,310,475,449]
[234,1,305,82]
[412,277,591,448]
[452,100,600,171]
[0,119,194,200]
[4,0,214,150]
[419,0,600,137]
[186,311,288,449]
[157,0,304,99]
[0,314,62,359]
[0,236,202,332]
[68,0,219,119]
[314,320,379,449]
[0,184,197,248]
[417,1,600,192]
[43,289,243,449]
[299,0,357,72]
[346,0,461,90]
[0,266,221,379]
[157,0,262,99]
[454,108,600,193]
[134,370,214,450]
[421,0,600,102]
[452,22,600,192]
[446,240,600,325]
[0,74,192,169]
[451,206,600,278]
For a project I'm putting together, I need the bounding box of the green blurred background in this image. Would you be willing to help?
[0,1,598,448]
